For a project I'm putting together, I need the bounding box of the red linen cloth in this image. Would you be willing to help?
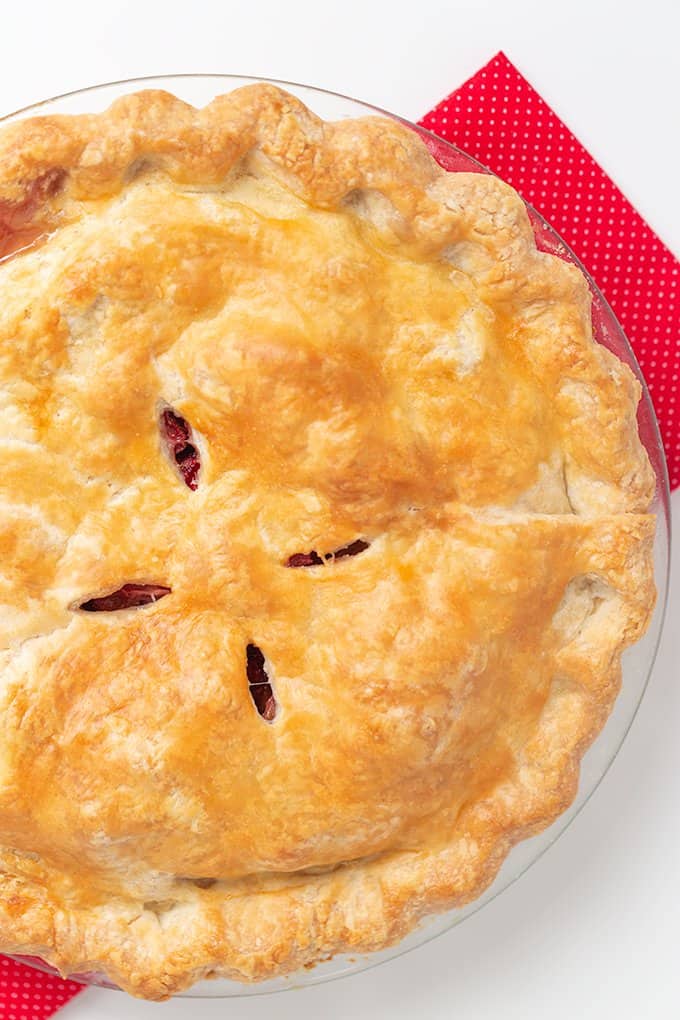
[0,958,81,1019]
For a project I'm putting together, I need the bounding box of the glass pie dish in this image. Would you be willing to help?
[1,74,671,998]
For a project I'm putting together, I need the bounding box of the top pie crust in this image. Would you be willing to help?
[0,85,656,998]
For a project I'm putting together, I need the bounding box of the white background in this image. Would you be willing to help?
[2,1,679,1017]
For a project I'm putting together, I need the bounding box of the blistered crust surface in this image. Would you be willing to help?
[0,85,656,998]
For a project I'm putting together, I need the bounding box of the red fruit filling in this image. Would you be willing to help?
[246,643,277,722]
[79,583,171,612]
[0,168,66,261]
[285,539,369,568]
[160,408,200,490]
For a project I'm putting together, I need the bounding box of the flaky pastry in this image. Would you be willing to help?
[0,85,656,998]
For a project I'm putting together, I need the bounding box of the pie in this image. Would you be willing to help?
[0,84,656,999]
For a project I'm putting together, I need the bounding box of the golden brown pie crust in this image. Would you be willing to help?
[0,85,656,998]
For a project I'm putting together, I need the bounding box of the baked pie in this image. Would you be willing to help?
[0,85,656,999]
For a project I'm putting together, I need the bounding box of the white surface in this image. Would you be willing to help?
[2,1,679,1017]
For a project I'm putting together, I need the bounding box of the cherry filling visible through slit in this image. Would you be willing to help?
[160,408,200,490]
[285,539,369,568]
[286,551,324,568]
[79,583,171,612]
[246,643,277,722]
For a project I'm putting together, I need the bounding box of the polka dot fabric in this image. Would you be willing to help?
[420,51,680,490]
[0,958,81,1018]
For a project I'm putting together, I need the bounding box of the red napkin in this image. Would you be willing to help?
[0,958,81,1018]
[420,51,679,491]
[2,50,677,1020]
